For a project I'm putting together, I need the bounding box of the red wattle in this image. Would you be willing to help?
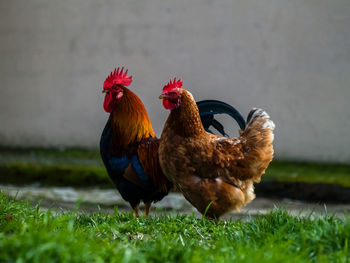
[103,93,114,113]
[162,99,176,110]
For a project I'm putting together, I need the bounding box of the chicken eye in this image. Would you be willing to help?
[167,92,178,98]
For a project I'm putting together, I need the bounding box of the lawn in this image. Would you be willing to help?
[0,147,349,188]
[265,161,350,187]
[0,192,349,263]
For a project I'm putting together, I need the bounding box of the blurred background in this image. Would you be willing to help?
[1,0,350,162]
[0,0,349,217]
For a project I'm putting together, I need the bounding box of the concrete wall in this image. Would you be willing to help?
[0,0,349,163]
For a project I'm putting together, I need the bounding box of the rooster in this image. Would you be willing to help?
[100,68,246,217]
[100,68,171,217]
[159,78,275,219]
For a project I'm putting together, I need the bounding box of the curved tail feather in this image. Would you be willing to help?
[197,100,246,136]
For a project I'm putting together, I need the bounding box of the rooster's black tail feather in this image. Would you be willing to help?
[197,100,246,137]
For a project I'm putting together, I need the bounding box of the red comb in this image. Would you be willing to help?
[163,77,183,93]
[103,67,132,89]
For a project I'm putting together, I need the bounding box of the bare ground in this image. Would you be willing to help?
[1,184,349,220]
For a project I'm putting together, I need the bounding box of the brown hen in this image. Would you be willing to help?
[158,79,275,219]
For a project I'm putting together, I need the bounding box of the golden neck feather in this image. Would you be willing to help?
[111,87,156,150]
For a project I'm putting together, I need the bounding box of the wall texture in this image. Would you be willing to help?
[0,0,349,163]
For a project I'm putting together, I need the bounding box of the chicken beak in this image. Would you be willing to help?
[159,94,166,99]
[102,90,106,93]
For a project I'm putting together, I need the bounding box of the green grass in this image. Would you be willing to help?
[0,147,349,188]
[1,192,349,263]
[0,147,101,166]
[0,147,112,188]
[265,161,350,187]
[0,163,111,188]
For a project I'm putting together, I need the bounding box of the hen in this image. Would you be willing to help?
[100,68,245,217]
[159,78,275,219]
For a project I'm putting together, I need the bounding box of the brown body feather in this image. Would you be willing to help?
[159,90,275,219]
[137,138,169,192]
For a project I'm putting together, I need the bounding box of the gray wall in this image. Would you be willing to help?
[0,0,349,163]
